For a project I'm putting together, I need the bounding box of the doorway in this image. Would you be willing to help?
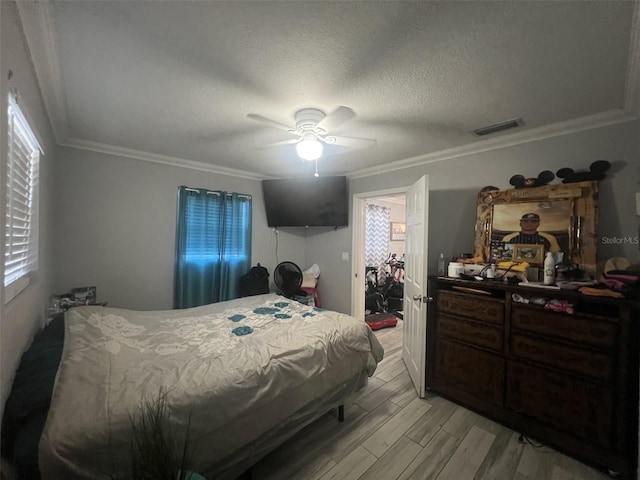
[351,187,407,324]
[363,195,406,321]
[351,176,429,398]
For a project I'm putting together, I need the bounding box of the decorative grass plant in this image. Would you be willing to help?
[110,389,203,480]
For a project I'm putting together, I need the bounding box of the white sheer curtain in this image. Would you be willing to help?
[365,204,390,272]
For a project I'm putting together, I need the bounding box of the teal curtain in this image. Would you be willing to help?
[174,187,252,309]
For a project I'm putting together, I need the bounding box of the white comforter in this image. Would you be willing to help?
[39,294,384,479]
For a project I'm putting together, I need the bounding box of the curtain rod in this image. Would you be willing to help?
[183,187,251,199]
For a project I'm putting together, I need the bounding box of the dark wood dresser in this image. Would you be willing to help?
[427,277,639,479]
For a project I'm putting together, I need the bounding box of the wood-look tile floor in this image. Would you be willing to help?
[252,320,612,480]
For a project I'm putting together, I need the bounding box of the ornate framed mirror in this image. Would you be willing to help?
[474,181,598,276]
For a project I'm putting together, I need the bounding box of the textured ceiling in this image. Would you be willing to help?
[19,1,640,179]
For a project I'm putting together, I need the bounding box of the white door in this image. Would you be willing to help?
[403,175,429,397]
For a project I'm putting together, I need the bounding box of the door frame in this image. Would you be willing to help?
[351,187,408,321]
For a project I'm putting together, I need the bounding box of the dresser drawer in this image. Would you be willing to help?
[433,337,505,406]
[437,315,504,352]
[511,334,612,381]
[511,305,617,349]
[506,361,613,447]
[437,290,504,325]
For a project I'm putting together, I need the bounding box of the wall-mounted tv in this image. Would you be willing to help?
[262,176,348,227]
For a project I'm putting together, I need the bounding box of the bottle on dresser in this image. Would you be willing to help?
[543,252,555,285]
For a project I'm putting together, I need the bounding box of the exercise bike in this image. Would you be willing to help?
[380,253,404,313]
[365,266,384,314]
[364,253,405,315]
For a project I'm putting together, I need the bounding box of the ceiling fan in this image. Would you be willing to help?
[247,106,377,163]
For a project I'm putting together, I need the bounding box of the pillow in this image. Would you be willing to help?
[301,273,317,288]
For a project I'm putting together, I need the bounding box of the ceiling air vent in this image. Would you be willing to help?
[472,118,522,137]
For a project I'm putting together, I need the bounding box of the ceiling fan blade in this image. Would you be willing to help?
[315,106,356,133]
[322,135,377,149]
[247,113,295,133]
[264,137,301,148]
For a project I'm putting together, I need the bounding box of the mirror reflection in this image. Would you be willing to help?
[475,181,598,278]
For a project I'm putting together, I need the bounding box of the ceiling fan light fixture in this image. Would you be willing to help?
[248,106,374,162]
[296,138,323,161]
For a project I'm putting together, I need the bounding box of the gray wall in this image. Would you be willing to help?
[307,119,640,314]
[1,1,57,415]
[53,147,306,310]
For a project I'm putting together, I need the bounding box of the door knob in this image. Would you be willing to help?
[413,295,434,303]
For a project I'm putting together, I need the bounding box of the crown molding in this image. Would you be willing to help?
[61,138,269,181]
[61,109,637,183]
[349,109,638,180]
[16,0,69,143]
[624,0,640,116]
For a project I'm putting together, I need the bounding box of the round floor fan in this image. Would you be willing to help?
[273,261,304,298]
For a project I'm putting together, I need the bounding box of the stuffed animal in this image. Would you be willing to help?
[509,170,555,188]
[556,160,611,183]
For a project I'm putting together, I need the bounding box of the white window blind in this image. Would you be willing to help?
[183,190,251,263]
[5,94,41,301]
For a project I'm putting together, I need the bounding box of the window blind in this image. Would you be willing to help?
[183,190,251,263]
[5,95,41,297]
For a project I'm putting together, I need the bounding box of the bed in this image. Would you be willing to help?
[1,293,384,479]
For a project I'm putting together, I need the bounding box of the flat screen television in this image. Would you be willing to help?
[262,176,348,227]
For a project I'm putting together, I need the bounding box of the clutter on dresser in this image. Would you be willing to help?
[444,181,639,303]
[442,254,639,302]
